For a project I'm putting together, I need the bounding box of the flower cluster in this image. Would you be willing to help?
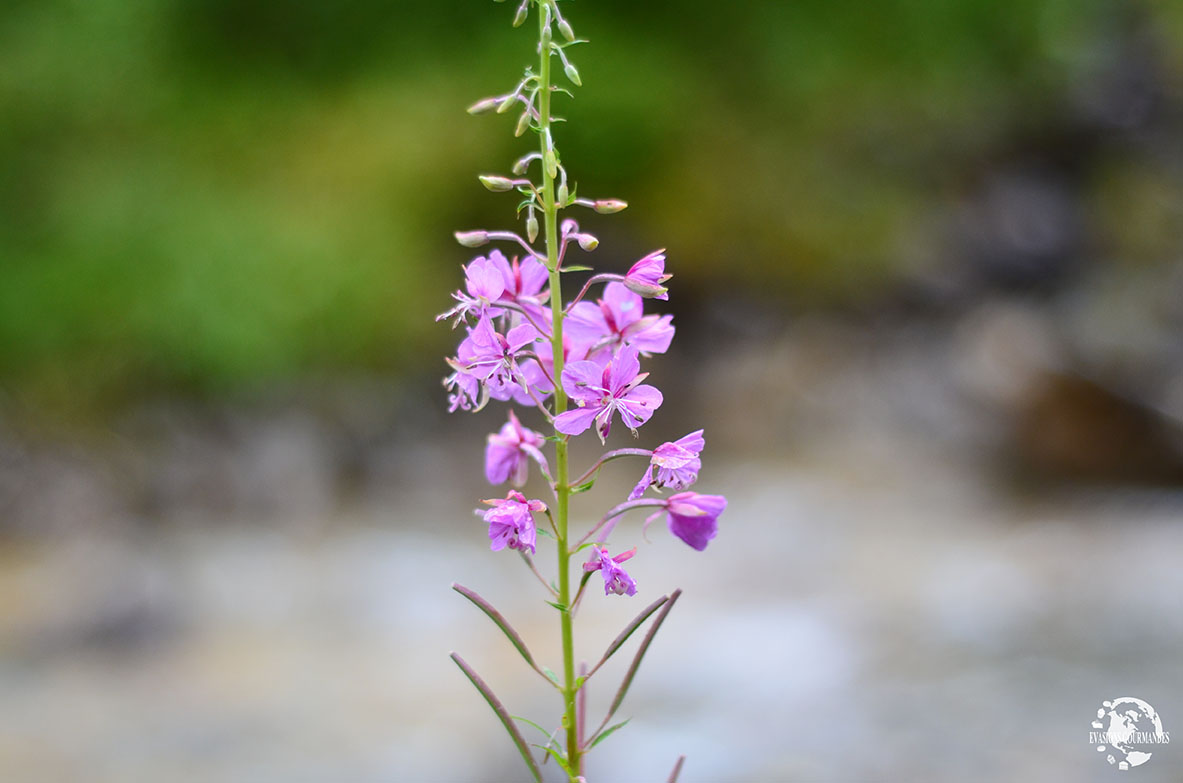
[442,244,727,573]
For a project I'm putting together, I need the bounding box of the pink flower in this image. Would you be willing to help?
[481,490,546,555]
[447,314,539,406]
[582,545,637,596]
[554,346,663,443]
[485,411,547,486]
[435,253,509,325]
[649,491,726,551]
[492,253,550,321]
[623,249,671,300]
[565,283,674,358]
[629,429,704,499]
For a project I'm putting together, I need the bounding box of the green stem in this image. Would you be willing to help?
[537,4,580,778]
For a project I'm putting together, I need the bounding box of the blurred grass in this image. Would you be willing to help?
[0,0,1179,406]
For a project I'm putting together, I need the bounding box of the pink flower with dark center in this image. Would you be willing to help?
[554,346,663,443]
[485,410,547,486]
[481,490,546,555]
[623,249,672,300]
[647,491,726,551]
[582,545,637,596]
[629,429,705,500]
[451,314,539,403]
[565,283,674,358]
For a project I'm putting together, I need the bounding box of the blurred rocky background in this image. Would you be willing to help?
[1,0,1182,780]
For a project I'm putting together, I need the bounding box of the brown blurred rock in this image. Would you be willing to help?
[1013,371,1183,484]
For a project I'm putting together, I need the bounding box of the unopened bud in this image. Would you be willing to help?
[564,63,582,87]
[514,111,531,137]
[560,218,579,235]
[479,175,515,192]
[467,97,501,115]
[512,156,532,176]
[594,199,628,214]
[526,211,539,244]
[544,150,558,179]
[512,0,528,27]
[623,280,668,299]
[558,19,575,42]
[455,230,489,248]
[557,182,569,206]
[576,233,599,251]
[496,96,515,115]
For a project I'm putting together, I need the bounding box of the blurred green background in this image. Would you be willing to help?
[3,0,1180,410]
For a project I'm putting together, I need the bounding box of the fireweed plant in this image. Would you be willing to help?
[439,1,725,779]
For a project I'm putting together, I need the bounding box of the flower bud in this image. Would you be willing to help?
[514,111,531,137]
[564,63,582,87]
[557,182,569,206]
[512,0,528,27]
[479,175,515,192]
[594,199,628,214]
[526,210,539,244]
[466,97,501,115]
[576,233,599,251]
[544,150,558,179]
[560,218,579,235]
[455,230,489,248]
[623,279,668,299]
[512,155,533,176]
[558,19,575,42]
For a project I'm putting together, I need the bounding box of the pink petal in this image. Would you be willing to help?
[554,404,601,436]
[625,314,675,355]
[517,257,550,297]
[565,302,610,344]
[602,282,643,329]
[673,429,705,455]
[607,346,642,393]
[618,384,663,430]
[561,360,609,401]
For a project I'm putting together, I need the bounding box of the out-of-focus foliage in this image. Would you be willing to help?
[0,0,1179,403]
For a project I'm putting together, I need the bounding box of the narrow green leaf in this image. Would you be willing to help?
[570,480,595,494]
[559,264,594,273]
[450,653,542,782]
[592,589,682,742]
[512,716,550,738]
[513,715,561,748]
[452,583,538,671]
[536,527,555,539]
[541,666,560,685]
[588,718,631,750]
[544,599,568,612]
[588,594,669,677]
[533,744,573,775]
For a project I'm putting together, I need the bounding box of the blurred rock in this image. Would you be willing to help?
[1013,372,1183,484]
